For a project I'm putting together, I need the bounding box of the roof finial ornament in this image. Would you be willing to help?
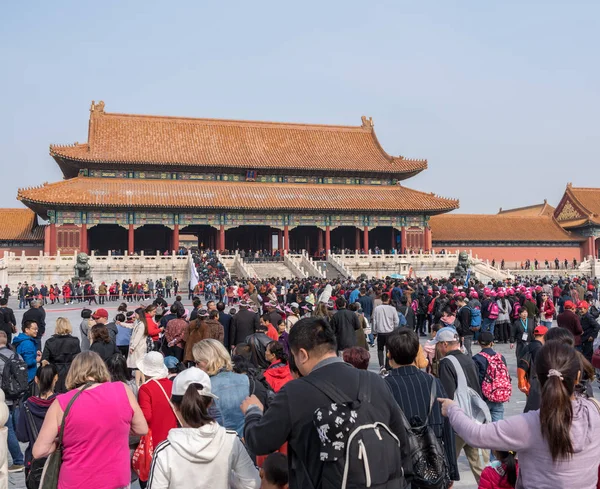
[361,116,374,129]
[90,100,105,115]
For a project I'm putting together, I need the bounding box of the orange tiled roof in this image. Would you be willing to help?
[0,208,44,241]
[18,176,458,214]
[50,102,427,177]
[498,200,554,217]
[429,214,583,242]
[566,186,600,224]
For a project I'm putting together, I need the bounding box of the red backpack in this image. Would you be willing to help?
[487,301,500,320]
[479,352,512,403]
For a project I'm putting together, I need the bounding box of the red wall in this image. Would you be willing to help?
[433,245,584,269]
[0,245,43,256]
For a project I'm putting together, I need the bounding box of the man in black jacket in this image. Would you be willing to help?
[230,300,259,348]
[578,301,600,362]
[455,295,474,356]
[22,300,46,350]
[242,317,409,489]
[0,298,16,344]
[217,301,232,350]
[330,297,360,353]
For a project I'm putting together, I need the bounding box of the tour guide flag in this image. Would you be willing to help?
[189,258,199,291]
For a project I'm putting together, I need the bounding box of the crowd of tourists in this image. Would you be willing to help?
[0,272,598,488]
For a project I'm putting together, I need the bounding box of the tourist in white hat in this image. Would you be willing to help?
[147,368,260,489]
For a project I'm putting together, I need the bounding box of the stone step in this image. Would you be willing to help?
[251,262,300,279]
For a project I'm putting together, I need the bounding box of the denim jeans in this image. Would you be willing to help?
[7,407,23,465]
[482,318,496,336]
[18,298,26,309]
[486,401,504,461]
[540,320,552,328]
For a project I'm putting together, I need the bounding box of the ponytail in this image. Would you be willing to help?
[496,451,517,487]
[177,383,214,428]
[536,342,580,461]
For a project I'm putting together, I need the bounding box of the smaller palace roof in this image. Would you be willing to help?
[0,208,44,242]
[498,200,555,217]
[50,102,427,178]
[18,176,458,214]
[555,184,600,227]
[429,214,583,242]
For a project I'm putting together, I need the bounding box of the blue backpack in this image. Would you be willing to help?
[398,311,407,327]
[469,307,482,329]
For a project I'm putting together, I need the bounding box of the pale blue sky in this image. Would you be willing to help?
[1,0,598,213]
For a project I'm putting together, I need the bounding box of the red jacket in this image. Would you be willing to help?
[146,314,161,341]
[478,462,519,489]
[541,299,555,320]
[263,361,293,392]
[138,378,178,447]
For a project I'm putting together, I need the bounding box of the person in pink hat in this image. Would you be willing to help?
[495,290,513,343]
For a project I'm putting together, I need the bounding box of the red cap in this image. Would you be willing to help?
[564,300,576,310]
[578,301,589,309]
[92,308,109,319]
[533,325,548,336]
[440,289,447,295]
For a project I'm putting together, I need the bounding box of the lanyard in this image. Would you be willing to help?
[520,319,527,330]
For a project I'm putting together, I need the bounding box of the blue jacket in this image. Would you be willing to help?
[13,333,38,382]
[349,288,360,304]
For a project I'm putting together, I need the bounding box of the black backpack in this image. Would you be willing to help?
[23,403,45,489]
[304,370,406,489]
[398,380,449,489]
[0,352,29,400]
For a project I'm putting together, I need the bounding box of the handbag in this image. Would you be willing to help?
[131,427,154,481]
[40,382,93,489]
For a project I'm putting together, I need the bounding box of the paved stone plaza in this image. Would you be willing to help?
[6,298,598,489]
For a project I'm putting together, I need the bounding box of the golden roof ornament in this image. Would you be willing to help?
[361,116,374,129]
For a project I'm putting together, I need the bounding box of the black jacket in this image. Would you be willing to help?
[90,340,119,364]
[581,313,600,343]
[41,334,81,393]
[244,359,409,489]
[230,309,260,346]
[456,306,473,337]
[438,350,482,400]
[330,309,360,350]
[218,312,232,350]
[22,307,46,336]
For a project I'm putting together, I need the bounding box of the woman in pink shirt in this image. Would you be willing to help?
[33,351,147,489]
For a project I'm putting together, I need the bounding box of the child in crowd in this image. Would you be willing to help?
[478,450,518,488]
[260,453,288,489]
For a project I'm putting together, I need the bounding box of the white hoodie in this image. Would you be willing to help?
[147,422,260,489]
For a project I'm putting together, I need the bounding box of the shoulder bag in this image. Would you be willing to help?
[41,382,93,489]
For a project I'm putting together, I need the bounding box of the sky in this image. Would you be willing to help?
[1,0,599,214]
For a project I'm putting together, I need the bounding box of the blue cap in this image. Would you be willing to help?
[164,356,180,369]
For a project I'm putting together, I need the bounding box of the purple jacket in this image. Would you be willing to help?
[448,397,600,489]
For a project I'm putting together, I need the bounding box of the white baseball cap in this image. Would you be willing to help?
[171,367,219,400]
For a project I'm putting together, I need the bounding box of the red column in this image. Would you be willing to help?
[424,226,432,252]
[278,230,283,251]
[80,224,88,254]
[219,225,225,252]
[355,228,361,251]
[284,225,289,253]
[44,225,50,254]
[318,229,324,252]
[172,224,179,252]
[49,224,57,255]
[128,224,134,255]
[363,226,369,252]
[391,229,395,251]
[325,226,331,255]
[400,226,407,253]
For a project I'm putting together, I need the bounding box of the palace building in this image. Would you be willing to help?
[16,101,458,256]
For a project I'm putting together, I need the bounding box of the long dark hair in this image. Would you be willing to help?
[496,451,517,487]
[106,353,130,383]
[172,384,214,428]
[35,364,58,396]
[136,307,149,336]
[91,324,110,344]
[537,342,580,461]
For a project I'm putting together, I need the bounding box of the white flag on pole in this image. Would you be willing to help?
[189,257,199,292]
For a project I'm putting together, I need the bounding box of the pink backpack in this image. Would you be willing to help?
[479,352,512,403]
[487,301,500,320]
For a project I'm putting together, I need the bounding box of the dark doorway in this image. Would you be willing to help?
[88,224,127,255]
[369,227,395,253]
[180,225,218,250]
[225,226,276,252]
[331,227,358,252]
[289,226,321,256]
[134,225,172,254]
